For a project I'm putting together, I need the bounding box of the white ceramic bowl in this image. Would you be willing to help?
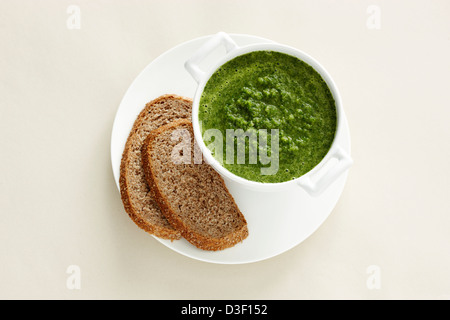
[185,32,352,196]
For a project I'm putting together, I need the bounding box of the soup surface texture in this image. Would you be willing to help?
[199,50,337,183]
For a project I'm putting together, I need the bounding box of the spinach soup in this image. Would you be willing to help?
[199,50,337,183]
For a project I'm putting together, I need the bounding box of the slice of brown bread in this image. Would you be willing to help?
[119,94,192,240]
[142,119,249,251]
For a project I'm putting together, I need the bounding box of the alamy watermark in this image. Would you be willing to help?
[366,5,381,30]
[170,127,280,176]
[366,265,381,290]
[66,265,81,290]
[66,5,81,30]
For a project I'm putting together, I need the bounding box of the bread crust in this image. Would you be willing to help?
[119,94,192,241]
[142,119,249,251]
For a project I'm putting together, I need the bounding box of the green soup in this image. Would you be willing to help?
[199,50,337,183]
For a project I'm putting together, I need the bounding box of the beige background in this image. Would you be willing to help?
[1,0,449,299]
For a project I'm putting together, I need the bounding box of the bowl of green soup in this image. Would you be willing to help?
[185,32,352,196]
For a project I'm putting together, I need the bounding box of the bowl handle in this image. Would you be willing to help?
[185,32,239,83]
[297,146,353,196]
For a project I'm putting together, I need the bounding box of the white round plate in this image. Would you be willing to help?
[111,34,351,264]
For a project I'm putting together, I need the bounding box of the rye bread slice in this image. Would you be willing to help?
[142,119,249,251]
[119,94,192,240]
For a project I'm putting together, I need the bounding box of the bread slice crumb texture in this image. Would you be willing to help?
[143,119,248,251]
[119,94,192,240]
